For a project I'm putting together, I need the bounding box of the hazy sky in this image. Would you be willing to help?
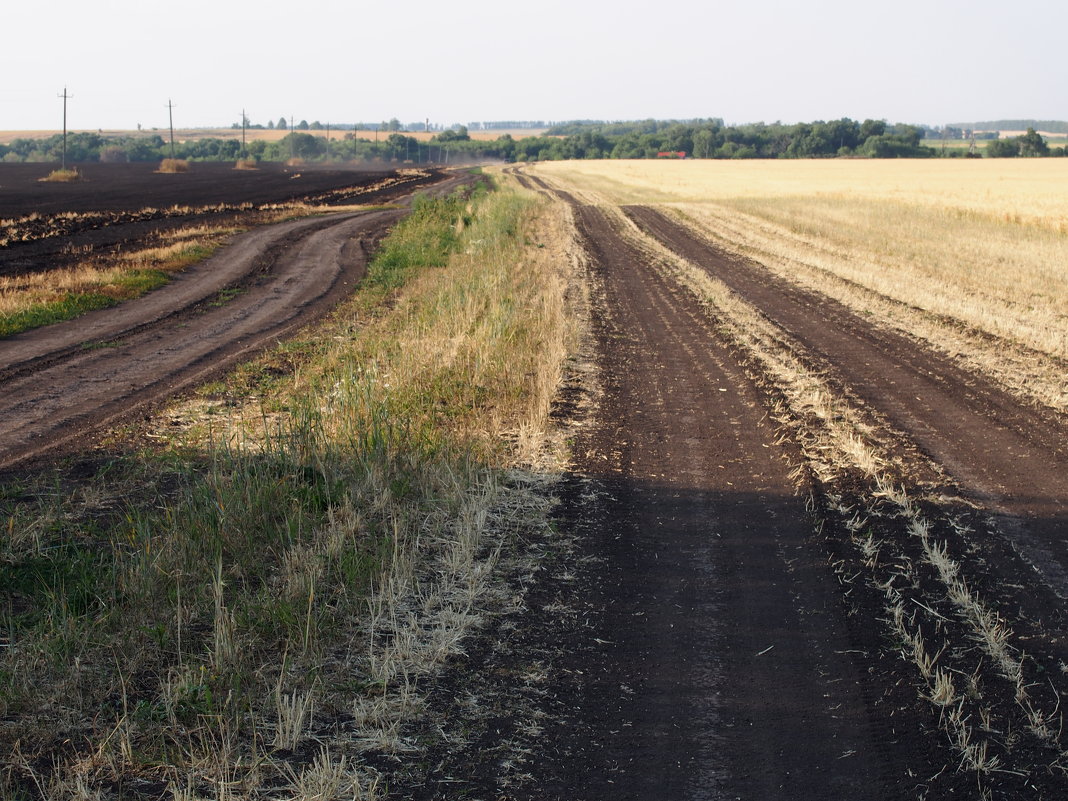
[3,0,1064,131]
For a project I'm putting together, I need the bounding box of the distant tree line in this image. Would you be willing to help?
[984,128,1055,158]
[0,131,490,165]
[2,119,1064,165]
[954,119,1068,134]
[531,118,940,159]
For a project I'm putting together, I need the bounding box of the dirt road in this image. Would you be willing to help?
[427,170,1068,799]
[0,170,464,469]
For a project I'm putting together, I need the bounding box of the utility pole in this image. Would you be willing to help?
[325,122,330,161]
[58,87,72,169]
[241,108,247,157]
[167,99,176,158]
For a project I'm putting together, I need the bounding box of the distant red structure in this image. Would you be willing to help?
[656,151,687,159]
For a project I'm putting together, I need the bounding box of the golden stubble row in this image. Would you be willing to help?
[534,159,1068,407]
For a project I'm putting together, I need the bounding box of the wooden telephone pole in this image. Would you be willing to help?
[167,99,176,158]
[58,87,72,169]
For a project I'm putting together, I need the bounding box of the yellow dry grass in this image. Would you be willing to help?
[0,225,232,319]
[38,168,81,183]
[156,158,189,173]
[533,159,1068,407]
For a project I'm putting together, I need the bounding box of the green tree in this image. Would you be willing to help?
[985,138,1019,157]
[1018,127,1049,157]
[860,119,886,140]
[282,132,324,159]
[277,117,288,130]
[435,126,472,143]
[125,135,165,162]
[495,133,515,161]
[692,129,715,159]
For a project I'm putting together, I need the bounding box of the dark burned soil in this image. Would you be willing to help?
[0,162,436,279]
[0,161,406,218]
[401,170,1068,799]
[0,164,458,469]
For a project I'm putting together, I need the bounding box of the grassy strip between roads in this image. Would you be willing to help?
[0,175,574,799]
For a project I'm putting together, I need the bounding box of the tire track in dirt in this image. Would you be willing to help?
[0,173,469,469]
[0,210,396,468]
[0,214,358,380]
[507,191,926,798]
[623,206,1068,600]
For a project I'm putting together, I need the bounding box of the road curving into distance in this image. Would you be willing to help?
[0,172,467,470]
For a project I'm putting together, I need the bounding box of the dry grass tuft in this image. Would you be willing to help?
[39,167,82,183]
[157,158,190,174]
[233,159,258,171]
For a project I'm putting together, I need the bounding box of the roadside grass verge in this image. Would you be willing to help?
[0,177,577,799]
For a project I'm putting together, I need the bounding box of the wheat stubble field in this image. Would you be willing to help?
[488,159,1068,799]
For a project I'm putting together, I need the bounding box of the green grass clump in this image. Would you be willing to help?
[0,244,218,338]
[0,292,115,338]
[0,270,172,339]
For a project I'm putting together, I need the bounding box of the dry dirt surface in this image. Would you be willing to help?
[406,170,1068,800]
[0,164,460,469]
